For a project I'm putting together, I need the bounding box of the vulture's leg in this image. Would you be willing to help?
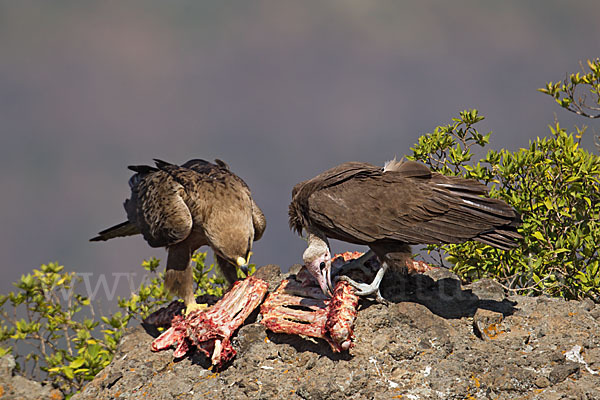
[165,243,206,315]
[337,262,389,304]
[216,254,239,289]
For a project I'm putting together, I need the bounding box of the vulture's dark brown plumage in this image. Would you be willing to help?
[289,159,521,298]
[91,159,266,313]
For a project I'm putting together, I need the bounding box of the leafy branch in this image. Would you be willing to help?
[539,58,600,119]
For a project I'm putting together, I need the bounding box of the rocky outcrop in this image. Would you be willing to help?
[73,265,600,400]
[0,355,63,400]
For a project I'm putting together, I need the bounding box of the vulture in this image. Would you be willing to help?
[289,159,521,301]
[91,159,266,314]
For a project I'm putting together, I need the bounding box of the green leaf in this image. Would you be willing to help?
[87,343,101,359]
[532,232,545,241]
[63,367,74,380]
[70,358,85,369]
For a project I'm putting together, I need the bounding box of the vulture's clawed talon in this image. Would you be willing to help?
[337,267,390,305]
[337,276,388,305]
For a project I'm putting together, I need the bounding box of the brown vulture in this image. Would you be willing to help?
[288,159,521,301]
[91,159,266,314]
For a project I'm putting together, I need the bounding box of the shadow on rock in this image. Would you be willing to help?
[265,331,353,362]
[381,267,517,319]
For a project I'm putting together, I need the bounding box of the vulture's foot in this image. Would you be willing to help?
[337,262,389,305]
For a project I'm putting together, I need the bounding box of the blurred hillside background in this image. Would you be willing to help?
[1,1,599,309]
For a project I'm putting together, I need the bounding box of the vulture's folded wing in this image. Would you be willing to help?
[125,169,193,248]
[307,170,519,247]
[252,200,267,241]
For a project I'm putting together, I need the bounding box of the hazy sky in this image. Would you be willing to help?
[1,1,599,307]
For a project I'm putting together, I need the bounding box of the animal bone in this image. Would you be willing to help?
[260,275,359,352]
[151,277,268,367]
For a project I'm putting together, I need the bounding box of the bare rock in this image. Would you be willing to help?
[72,265,600,400]
[0,355,63,400]
[0,356,15,377]
[423,266,460,282]
[579,298,595,312]
[253,264,283,292]
[549,361,580,384]
[590,305,600,320]
[465,278,506,302]
[473,308,504,340]
[535,375,551,388]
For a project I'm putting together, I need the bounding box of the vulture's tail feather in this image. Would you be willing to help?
[434,180,522,249]
[90,221,140,242]
[475,228,522,250]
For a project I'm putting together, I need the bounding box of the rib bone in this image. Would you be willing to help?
[260,277,358,352]
[151,276,268,367]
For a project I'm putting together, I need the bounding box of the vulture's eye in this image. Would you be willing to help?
[319,262,326,270]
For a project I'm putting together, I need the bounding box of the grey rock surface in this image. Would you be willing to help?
[73,266,600,400]
[0,355,63,400]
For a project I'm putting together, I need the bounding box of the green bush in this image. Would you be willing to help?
[0,252,232,397]
[409,60,600,300]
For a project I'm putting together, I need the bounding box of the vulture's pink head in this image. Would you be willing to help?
[303,235,333,296]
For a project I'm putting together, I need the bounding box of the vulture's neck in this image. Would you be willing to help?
[306,229,330,253]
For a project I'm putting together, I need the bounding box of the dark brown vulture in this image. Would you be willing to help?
[289,159,521,301]
[91,159,266,314]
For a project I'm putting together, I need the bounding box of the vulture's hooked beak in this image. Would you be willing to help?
[322,259,334,296]
[236,255,249,275]
[308,256,334,297]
